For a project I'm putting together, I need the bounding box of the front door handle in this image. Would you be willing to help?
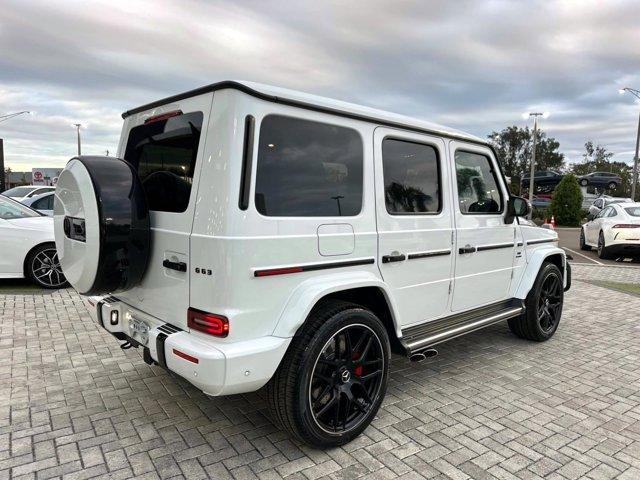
[382,253,406,263]
[163,259,187,272]
[458,245,476,254]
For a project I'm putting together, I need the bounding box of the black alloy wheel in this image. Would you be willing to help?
[580,179,588,186]
[309,324,384,434]
[579,228,590,251]
[607,181,617,190]
[597,231,611,259]
[536,272,563,334]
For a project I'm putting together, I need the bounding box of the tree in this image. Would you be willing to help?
[488,126,565,193]
[571,141,632,197]
[551,174,583,226]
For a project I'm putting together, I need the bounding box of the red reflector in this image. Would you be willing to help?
[613,224,640,228]
[172,348,199,364]
[255,266,304,277]
[187,308,229,337]
[144,110,183,124]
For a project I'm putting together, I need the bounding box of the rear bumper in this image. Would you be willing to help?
[89,296,290,396]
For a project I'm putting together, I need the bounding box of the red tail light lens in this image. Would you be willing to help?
[144,110,183,124]
[612,224,640,228]
[187,308,229,337]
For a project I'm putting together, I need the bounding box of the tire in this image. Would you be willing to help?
[597,231,612,259]
[54,156,150,294]
[266,300,390,448]
[580,179,588,187]
[508,262,564,342]
[579,228,590,251]
[26,243,70,289]
[607,182,617,190]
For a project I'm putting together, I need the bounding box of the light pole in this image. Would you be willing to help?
[523,112,550,218]
[619,87,640,201]
[0,111,31,190]
[73,123,82,155]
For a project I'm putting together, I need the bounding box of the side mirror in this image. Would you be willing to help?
[505,196,530,224]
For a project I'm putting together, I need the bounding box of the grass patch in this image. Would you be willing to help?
[589,280,640,297]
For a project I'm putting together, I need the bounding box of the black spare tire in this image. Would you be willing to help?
[53,156,150,295]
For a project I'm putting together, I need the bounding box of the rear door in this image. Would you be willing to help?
[115,93,213,328]
[449,142,515,312]
[374,127,454,327]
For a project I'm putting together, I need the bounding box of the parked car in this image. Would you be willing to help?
[2,185,55,202]
[521,170,564,191]
[578,171,621,189]
[531,195,552,209]
[587,196,632,218]
[580,202,640,258]
[0,194,68,288]
[54,81,570,448]
[21,191,55,216]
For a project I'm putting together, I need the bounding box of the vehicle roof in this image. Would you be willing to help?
[122,80,487,146]
[613,202,640,208]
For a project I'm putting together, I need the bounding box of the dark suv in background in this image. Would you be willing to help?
[578,172,621,189]
[521,170,564,192]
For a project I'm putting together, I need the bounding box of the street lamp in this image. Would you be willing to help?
[73,123,82,156]
[523,112,550,218]
[619,87,640,201]
[0,111,31,190]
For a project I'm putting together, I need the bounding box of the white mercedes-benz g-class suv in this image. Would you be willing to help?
[54,81,570,448]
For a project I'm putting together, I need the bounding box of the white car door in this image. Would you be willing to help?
[374,128,454,327]
[449,142,515,312]
[586,206,609,244]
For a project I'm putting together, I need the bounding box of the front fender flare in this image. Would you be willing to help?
[271,270,401,338]
[514,246,567,299]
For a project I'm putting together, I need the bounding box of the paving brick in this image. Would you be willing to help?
[3,272,640,479]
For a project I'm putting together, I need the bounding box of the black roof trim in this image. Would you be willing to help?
[121,81,491,148]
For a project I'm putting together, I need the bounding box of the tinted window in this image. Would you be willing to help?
[382,139,440,214]
[32,194,53,210]
[0,195,40,219]
[455,151,503,214]
[124,111,203,213]
[255,115,363,216]
[625,207,640,217]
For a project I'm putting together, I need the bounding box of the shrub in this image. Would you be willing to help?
[551,174,583,226]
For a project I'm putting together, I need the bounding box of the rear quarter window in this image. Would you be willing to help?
[124,111,203,213]
[254,115,363,217]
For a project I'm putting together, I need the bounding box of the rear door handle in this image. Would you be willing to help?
[458,245,476,254]
[382,253,406,263]
[163,259,187,272]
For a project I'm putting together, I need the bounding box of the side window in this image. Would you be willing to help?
[382,138,440,214]
[255,115,363,216]
[454,150,503,214]
[608,207,618,217]
[124,111,203,213]
[33,195,53,210]
[597,207,610,218]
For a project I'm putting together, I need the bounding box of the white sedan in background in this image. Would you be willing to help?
[580,202,640,259]
[0,194,68,288]
[21,191,55,216]
[2,185,56,202]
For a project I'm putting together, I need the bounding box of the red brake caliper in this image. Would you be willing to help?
[352,352,363,376]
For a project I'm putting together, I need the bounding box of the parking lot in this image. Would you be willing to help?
[1,264,639,480]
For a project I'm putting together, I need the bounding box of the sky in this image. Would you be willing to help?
[1,0,640,172]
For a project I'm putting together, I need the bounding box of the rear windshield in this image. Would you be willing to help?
[0,195,41,219]
[625,207,640,217]
[3,186,35,197]
[124,111,203,213]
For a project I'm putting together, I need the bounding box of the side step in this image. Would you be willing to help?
[400,298,524,355]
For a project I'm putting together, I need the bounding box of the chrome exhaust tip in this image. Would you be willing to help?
[409,348,438,363]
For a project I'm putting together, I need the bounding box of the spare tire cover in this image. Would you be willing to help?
[54,156,150,295]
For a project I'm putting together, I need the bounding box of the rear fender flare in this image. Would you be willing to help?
[515,246,567,298]
[271,271,401,338]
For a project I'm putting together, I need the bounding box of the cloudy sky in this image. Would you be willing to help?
[1,0,639,171]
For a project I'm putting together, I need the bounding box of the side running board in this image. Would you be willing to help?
[400,298,524,355]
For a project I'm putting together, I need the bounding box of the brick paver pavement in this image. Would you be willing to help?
[2,270,640,479]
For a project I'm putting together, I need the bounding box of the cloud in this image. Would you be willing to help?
[1,0,639,171]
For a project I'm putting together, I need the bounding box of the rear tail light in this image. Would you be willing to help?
[612,224,640,228]
[187,308,229,337]
[144,110,183,124]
